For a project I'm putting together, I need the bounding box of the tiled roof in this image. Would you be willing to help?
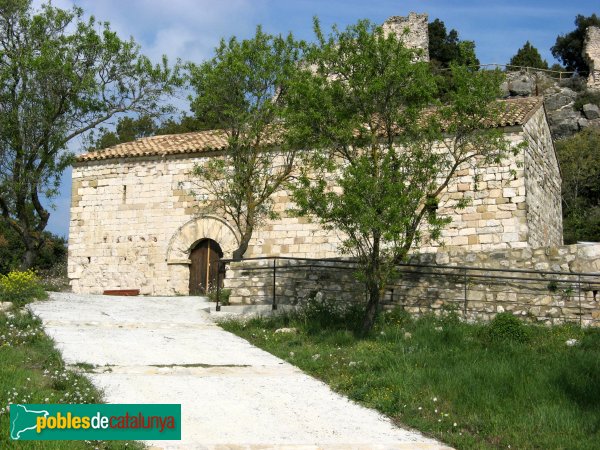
[493,96,543,127]
[77,97,543,162]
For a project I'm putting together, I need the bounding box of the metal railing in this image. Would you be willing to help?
[434,63,577,80]
[214,256,600,325]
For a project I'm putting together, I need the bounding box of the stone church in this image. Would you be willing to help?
[67,14,563,296]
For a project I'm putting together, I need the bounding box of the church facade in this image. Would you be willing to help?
[67,95,563,295]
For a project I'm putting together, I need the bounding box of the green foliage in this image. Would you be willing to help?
[555,128,600,243]
[286,18,511,333]
[0,309,143,449]
[509,41,548,70]
[0,270,47,306]
[381,306,413,328]
[0,221,66,275]
[485,312,530,343]
[573,90,600,111]
[428,18,480,69]
[187,27,304,259]
[224,313,600,449]
[90,114,213,150]
[551,14,600,74]
[0,0,180,268]
[557,330,600,409]
[296,292,364,333]
[207,288,231,305]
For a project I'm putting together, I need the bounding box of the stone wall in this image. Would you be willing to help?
[69,110,562,295]
[68,154,341,296]
[585,26,600,89]
[382,12,429,61]
[521,106,563,246]
[223,244,600,326]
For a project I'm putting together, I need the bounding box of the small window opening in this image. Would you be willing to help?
[122,185,127,203]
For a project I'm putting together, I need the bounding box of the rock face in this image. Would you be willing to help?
[584,26,600,90]
[583,103,600,120]
[382,12,429,61]
[506,73,536,96]
[498,26,600,140]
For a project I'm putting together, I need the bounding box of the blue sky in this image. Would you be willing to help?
[37,0,598,238]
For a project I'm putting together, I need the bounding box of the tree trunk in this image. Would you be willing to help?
[360,277,381,335]
[20,247,36,270]
[232,232,251,260]
[360,232,382,335]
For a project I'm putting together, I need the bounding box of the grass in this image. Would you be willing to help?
[221,303,600,449]
[0,306,143,449]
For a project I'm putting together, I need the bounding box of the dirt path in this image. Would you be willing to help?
[30,292,450,449]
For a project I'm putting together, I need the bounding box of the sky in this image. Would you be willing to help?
[34,0,599,238]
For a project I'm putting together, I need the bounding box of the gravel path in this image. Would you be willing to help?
[29,292,450,449]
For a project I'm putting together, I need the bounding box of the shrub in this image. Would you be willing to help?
[207,288,231,305]
[297,291,364,332]
[0,270,47,306]
[486,312,530,344]
[573,90,600,111]
[381,306,412,328]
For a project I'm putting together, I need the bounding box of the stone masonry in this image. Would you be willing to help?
[382,12,429,61]
[585,26,600,89]
[224,244,600,326]
[69,98,563,296]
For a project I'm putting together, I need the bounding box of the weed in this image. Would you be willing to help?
[221,309,600,449]
[0,270,47,306]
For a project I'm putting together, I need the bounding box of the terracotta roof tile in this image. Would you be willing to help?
[77,97,543,162]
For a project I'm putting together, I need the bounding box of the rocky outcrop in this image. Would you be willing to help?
[500,26,600,140]
[502,70,600,139]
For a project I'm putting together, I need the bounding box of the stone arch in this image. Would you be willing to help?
[166,215,239,263]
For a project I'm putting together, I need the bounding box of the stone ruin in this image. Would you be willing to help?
[382,12,429,61]
[584,26,600,90]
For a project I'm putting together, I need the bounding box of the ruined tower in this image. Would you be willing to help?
[584,26,600,89]
[382,12,429,61]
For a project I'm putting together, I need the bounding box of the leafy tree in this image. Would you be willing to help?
[509,41,548,70]
[0,221,66,274]
[90,114,211,150]
[551,14,600,75]
[555,129,600,243]
[428,18,480,69]
[0,0,180,268]
[187,27,303,259]
[287,19,512,334]
[93,116,157,149]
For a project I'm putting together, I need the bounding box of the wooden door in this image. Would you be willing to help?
[189,239,223,295]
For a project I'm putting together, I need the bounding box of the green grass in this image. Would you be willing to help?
[221,306,600,449]
[0,306,143,449]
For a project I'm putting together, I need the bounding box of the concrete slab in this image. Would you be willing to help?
[29,292,450,449]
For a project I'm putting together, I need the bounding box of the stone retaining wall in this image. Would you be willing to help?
[223,244,600,326]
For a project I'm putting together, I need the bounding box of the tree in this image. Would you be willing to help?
[92,116,157,150]
[187,27,303,259]
[555,129,600,243]
[0,221,66,274]
[286,19,512,334]
[551,14,600,75]
[90,114,212,150]
[509,41,548,69]
[0,0,180,268]
[428,18,480,69]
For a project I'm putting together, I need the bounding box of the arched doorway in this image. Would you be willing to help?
[189,239,223,295]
